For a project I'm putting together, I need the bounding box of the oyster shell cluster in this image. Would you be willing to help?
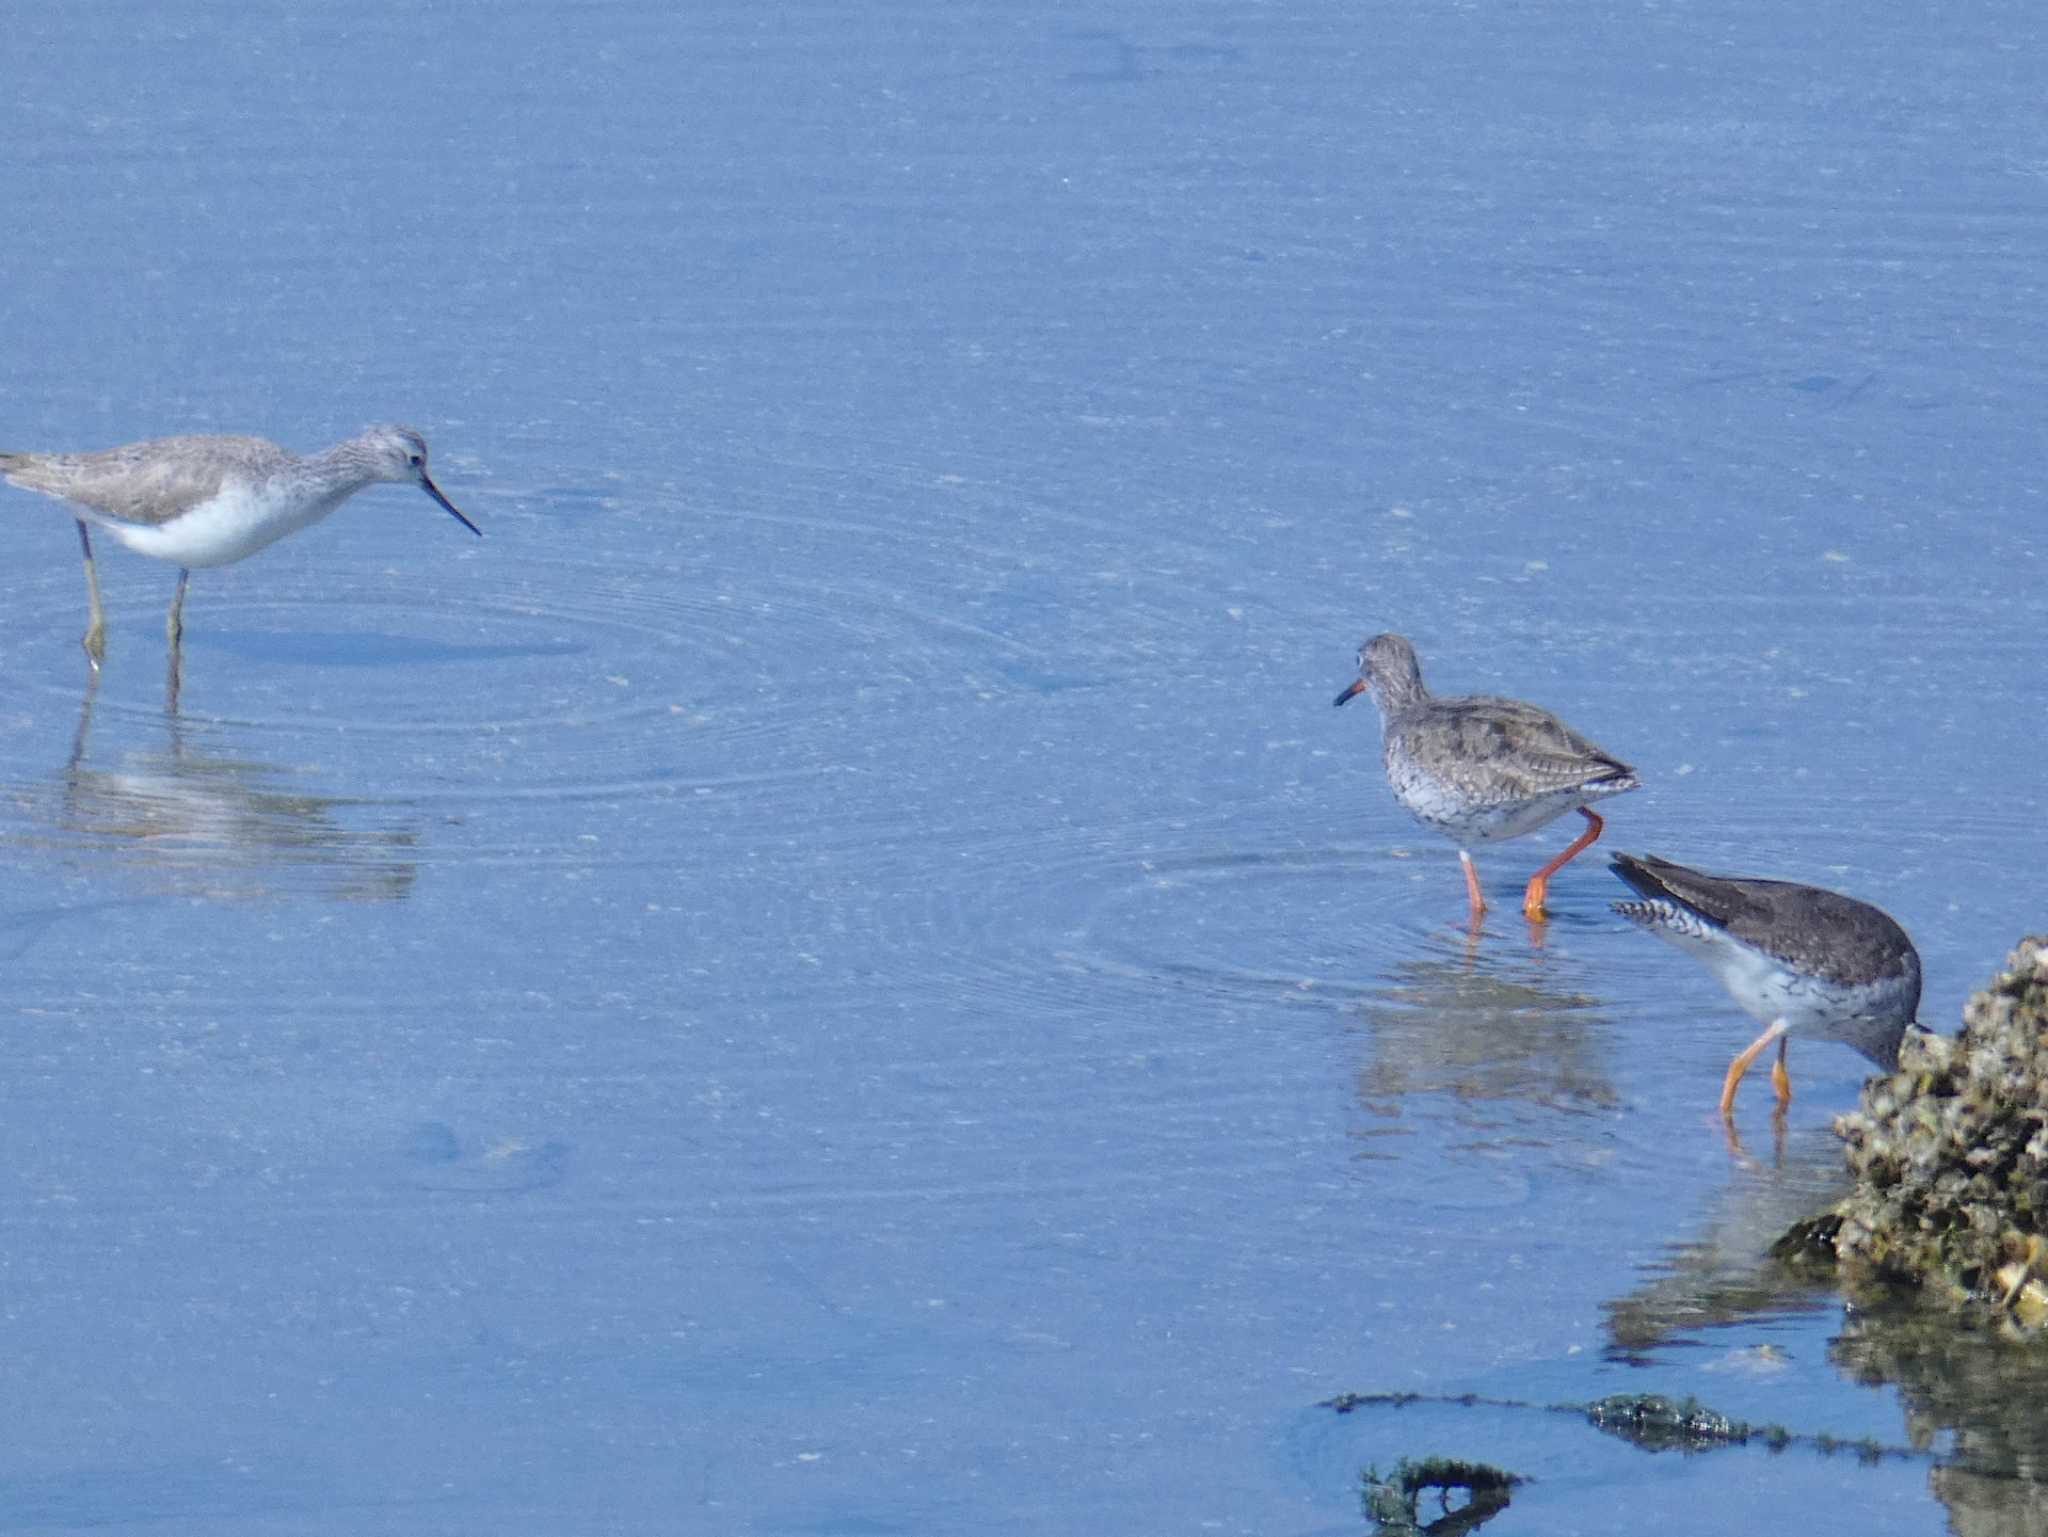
[1827,937,2048,1326]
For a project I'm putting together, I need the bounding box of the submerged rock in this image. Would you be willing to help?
[1583,1393,1792,1455]
[1816,936,2048,1328]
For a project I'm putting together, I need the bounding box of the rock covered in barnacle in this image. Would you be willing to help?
[1823,936,2048,1326]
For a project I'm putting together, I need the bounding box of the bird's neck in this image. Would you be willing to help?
[299,438,382,494]
[1371,676,1429,715]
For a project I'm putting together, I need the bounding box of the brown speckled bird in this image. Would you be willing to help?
[1334,633,1638,920]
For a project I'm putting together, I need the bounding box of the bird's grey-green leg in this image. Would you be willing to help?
[168,568,190,648]
[165,569,190,714]
[75,520,106,668]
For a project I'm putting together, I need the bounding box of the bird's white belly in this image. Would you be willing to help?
[96,483,344,569]
[1386,758,1585,846]
[1662,922,1901,1043]
[1698,939,1829,1027]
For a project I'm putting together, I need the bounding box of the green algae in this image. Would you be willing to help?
[1361,1456,1524,1535]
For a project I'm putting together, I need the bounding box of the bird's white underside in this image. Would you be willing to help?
[89,480,355,569]
[1630,897,1906,1045]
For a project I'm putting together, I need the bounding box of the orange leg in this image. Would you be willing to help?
[1459,849,1487,922]
[1522,807,1606,919]
[1720,1020,1790,1119]
[1769,1035,1792,1106]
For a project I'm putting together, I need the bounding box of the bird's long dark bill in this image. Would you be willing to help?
[422,474,482,537]
[1332,678,1367,707]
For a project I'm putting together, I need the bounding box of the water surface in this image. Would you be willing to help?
[2,2,2043,1531]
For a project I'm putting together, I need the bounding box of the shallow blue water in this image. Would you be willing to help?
[2,2,2043,1531]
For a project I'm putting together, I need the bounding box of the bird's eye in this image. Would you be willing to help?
[408,453,424,468]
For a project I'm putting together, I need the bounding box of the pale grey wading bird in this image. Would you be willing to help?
[1333,633,1639,921]
[0,424,479,666]
[1609,852,1921,1119]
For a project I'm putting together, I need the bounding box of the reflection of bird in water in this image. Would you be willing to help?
[1353,947,1619,1114]
[1334,633,1638,923]
[34,684,421,902]
[1832,1299,2048,1525]
[1610,853,1920,1120]
[1601,1120,1846,1360]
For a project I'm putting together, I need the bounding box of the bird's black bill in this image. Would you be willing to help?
[1332,678,1367,707]
[421,474,482,537]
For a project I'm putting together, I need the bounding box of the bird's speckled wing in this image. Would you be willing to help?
[1387,694,1636,803]
[0,435,290,527]
[1611,853,1919,991]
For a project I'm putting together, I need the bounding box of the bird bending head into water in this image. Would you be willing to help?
[1610,851,1920,1120]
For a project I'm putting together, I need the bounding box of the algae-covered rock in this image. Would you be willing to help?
[1583,1393,1792,1454]
[1823,936,2048,1325]
[1360,1457,1523,1535]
